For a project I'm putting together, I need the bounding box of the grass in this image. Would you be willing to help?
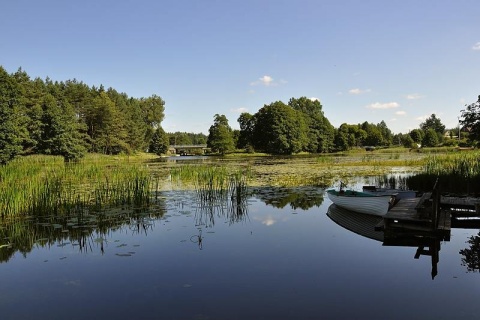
[0,154,157,219]
[170,164,251,201]
[2,149,479,219]
[407,151,480,194]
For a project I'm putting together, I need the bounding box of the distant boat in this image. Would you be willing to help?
[327,204,384,242]
[326,188,395,216]
[362,186,416,200]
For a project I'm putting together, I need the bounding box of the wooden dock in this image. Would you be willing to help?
[375,181,452,241]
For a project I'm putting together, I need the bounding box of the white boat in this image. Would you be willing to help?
[326,188,395,216]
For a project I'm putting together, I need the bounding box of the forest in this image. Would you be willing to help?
[1,66,477,163]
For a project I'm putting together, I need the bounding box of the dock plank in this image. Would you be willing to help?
[385,198,426,221]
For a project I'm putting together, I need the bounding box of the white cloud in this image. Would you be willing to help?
[395,110,406,115]
[366,102,399,109]
[253,215,276,226]
[406,93,424,100]
[472,42,480,50]
[262,218,276,226]
[231,107,248,113]
[349,88,371,95]
[310,97,320,102]
[259,75,273,85]
[251,75,275,86]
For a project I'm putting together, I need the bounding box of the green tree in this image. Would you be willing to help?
[12,68,45,153]
[460,95,480,146]
[139,94,165,146]
[149,127,169,155]
[420,114,445,143]
[401,134,416,148]
[207,114,235,155]
[191,133,207,145]
[333,127,350,151]
[361,122,383,146]
[88,92,129,154]
[252,101,307,154]
[376,120,393,145]
[422,128,439,147]
[0,67,27,164]
[409,129,424,144]
[288,97,334,153]
[237,112,255,149]
[38,94,86,161]
[169,132,194,145]
[420,114,446,134]
[107,89,147,152]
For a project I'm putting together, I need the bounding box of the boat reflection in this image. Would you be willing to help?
[327,204,445,279]
[327,204,384,242]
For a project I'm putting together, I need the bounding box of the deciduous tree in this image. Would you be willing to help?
[460,95,480,145]
[207,114,235,155]
[252,101,307,154]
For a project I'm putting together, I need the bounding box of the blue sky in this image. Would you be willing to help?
[2,0,479,134]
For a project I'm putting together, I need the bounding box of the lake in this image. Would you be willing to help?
[1,177,480,319]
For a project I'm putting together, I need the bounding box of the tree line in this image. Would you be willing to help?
[2,66,478,162]
[206,97,396,155]
[205,97,472,155]
[0,66,165,164]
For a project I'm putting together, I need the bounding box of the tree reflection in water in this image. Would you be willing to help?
[0,198,167,263]
[253,186,325,210]
[460,231,480,272]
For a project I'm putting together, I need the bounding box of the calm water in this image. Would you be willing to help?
[1,185,480,320]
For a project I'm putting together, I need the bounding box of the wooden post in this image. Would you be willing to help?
[431,178,440,229]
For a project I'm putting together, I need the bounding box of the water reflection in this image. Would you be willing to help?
[327,204,445,279]
[253,186,325,209]
[194,194,249,228]
[460,231,480,272]
[0,199,167,263]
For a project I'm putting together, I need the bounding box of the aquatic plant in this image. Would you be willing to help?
[170,164,251,201]
[408,152,480,194]
[0,155,158,218]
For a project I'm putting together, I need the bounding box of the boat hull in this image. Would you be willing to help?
[327,204,384,242]
[326,190,393,216]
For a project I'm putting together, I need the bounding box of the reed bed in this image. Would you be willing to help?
[0,155,157,219]
[170,165,251,202]
[407,152,480,194]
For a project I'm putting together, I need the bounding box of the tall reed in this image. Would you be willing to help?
[170,165,252,201]
[408,152,480,194]
[0,155,156,219]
